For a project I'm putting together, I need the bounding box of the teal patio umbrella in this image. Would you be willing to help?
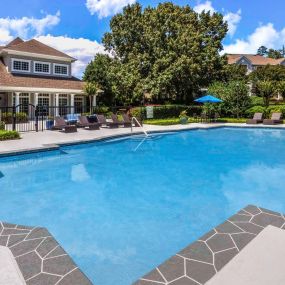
[194,95,223,121]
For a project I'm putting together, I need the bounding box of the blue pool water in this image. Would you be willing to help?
[0,127,285,284]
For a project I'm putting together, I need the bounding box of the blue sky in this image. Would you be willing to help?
[0,0,285,77]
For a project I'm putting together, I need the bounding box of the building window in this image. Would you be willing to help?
[59,94,68,116]
[74,96,84,113]
[38,94,50,116]
[13,93,30,114]
[34,62,50,74]
[54,64,68,76]
[12,59,30,72]
[38,94,50,107]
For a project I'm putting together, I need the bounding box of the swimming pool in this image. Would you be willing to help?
[0,127,285,284]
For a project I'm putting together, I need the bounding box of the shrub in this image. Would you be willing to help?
[130,107,145,119]
[153,105,188,119]
[245,106,267,118]
[1,112,28,124]
[0,121,5,130]
[208,81,250,117]
[267,105,285,117]
[0,130,20,141]
[250,96,264,107]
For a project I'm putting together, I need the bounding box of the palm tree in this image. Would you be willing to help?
[277,81,285,101]
[256,81,276,107]
[84,82,98,114]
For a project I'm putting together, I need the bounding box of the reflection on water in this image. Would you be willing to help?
[71,164,90,182]
[221,163,285,213]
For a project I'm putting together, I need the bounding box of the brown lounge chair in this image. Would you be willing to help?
[122,114,133,125]
[111,113,131,128]
[96,114,119,128]
[246,113,263,124]
[78,116,100,130]
[263,113,283,125]
[53,117,77,133]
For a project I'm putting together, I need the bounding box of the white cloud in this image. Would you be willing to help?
[0,12,60,45]
[224,9,242,37]
[193,0,215,14]
[37,35,107,77]
[86,0,136,18]
[223,23,283,54]
[193,1,241,37]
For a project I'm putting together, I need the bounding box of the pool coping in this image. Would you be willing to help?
[0,222,92,285]
[133,205,285,285]
[1,123,285,158]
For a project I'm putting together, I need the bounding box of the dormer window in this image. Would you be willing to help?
[34,61,50,74]
[12,59,30,72]
[54,64,68,76]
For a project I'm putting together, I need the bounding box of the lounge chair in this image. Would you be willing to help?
[78,116,100,130]
[122,114,132,125]
[111,113,131,128]
[52,117,77,133]
[263,113,283,125]
[96,114,119,128]
[246,113,263,124]
[66,113,80,124]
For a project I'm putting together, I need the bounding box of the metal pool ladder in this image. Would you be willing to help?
[131,117,149,137]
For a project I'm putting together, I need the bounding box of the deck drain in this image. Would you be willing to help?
[0,171,4,179]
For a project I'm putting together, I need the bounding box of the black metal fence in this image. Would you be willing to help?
[0,104,200,132]
[0,105,133,132]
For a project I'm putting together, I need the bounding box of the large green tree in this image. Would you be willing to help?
[267,48,283,59]
[208,81,250,117]
[221,64,248,82]
[257,46,268,56]
[83,54,114,105]
[249,65,285,82]
[101,2,228,104]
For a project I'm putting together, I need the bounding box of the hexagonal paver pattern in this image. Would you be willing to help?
[134,205,285,285]
[0,222,92,285]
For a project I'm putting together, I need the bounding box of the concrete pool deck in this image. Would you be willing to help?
[0,222,92,285]
[134,205,285,285]
[1,122,285,155]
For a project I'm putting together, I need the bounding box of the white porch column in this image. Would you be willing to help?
[15,92,20,112]
[70,94,75,114]
[93,95,97,107]
[34,93,39,106]
[55,93,59,116]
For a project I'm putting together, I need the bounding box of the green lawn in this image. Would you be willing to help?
[144,117,248,125]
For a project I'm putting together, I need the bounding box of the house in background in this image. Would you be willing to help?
[227,54,285,74]
[0,37,89,116]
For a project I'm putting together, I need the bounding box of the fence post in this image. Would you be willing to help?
[12,106,16,131]
[35,105,39,132]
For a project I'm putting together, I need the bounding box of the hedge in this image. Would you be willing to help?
[0,130,20,141]
[0,121,4,130]
[131,105,203,119]
[1,112,28,124]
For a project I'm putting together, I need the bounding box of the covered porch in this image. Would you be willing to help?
[0,91,89,117]
[0,87,99,132]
